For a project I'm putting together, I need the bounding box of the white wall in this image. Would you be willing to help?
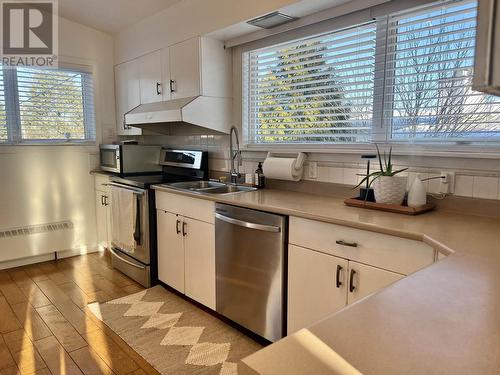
[114,0,305,64]
[0,17,115,265]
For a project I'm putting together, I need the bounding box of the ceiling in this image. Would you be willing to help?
[59,0,182,34]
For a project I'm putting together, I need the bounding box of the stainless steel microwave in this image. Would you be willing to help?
[99,144,162,175]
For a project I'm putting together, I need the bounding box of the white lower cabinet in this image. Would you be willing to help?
[184,217,215,309]
[157,210,185,293]
[288,245,348,334]
[288,245,406,334]
[94,175,112,250]
[347,261,404,305]
[95,190,111,250]
[156,208,215,310]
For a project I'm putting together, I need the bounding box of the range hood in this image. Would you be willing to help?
[125,96,232,135]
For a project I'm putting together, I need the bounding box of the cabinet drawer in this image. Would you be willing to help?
[289,217,434,275]
[94,174,110,192]
[156,191,215,224]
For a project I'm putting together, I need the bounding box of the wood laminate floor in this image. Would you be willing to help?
[0,251,159,375]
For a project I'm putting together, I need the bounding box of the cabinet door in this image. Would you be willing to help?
[139,50,163,104]
[347,261,404,305]
[161,47,172,101]
[114,60,141,135]
[95,191,108,250]
[287,245,348,335]
[170,37,201,99]
[104,192,112,248]
[183,217,215,309]
[157,210,185,293]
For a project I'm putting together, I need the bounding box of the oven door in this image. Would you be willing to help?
[109,182,150,265]
[100,145,121,173]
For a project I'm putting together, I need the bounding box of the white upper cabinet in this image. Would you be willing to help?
[138,50,163,104]
[169,37,201,99]
[114,36,231,116]
[161,48,171,101]
[114,59,142,135]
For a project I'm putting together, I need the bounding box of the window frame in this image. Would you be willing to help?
[240,0,500,156]
[0,63,97,146]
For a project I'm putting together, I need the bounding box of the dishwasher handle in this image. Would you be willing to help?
[215,212,281,233]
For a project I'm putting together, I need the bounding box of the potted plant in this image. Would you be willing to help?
[355,145,408,205]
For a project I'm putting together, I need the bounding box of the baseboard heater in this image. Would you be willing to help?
[0,220,74,239]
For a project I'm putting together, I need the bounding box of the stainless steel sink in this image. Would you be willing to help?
[167,181,257,195]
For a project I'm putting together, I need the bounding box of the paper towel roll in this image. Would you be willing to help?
[263,157,303,181]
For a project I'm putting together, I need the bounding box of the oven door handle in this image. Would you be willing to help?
[215,213,281,233]
[107,182,146,195]
[110,248,146,270]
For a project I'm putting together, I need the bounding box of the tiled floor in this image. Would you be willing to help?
[0,251,160,375]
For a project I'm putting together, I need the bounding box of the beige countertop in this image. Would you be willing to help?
[152,185,500,374]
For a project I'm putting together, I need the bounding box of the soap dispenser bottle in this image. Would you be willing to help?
[255,162,265,189]
[408,173,427,207]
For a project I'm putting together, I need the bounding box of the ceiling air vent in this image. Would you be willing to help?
[247,12,297,29]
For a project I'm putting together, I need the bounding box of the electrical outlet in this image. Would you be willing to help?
[308,162,318,179]
[440,172,455,194]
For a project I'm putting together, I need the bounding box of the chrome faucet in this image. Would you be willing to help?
[229,126,242,184]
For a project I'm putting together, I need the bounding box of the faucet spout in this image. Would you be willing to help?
[229,126,242,184]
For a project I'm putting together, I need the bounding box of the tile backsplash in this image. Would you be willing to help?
[121,134,500,201]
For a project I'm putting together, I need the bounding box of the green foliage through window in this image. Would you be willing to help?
[0,66,95,144]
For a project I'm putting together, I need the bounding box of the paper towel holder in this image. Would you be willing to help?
[266,152,307,171]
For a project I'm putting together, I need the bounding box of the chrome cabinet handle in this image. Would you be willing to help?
[156,82,162,95]
[101,195,105,206]
[349,269,356,293]
[182,221,187,236]
[336,240,358,248]
[176,219,181,235]
[170,79,175,93]
[336,265,343,288]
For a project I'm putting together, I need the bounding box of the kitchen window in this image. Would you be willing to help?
[0,66,95,144]
[242,0,500,147]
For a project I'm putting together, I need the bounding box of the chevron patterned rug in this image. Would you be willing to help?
[88,285,262,374]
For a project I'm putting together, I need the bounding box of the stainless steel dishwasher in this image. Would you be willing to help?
[215,203,286,342]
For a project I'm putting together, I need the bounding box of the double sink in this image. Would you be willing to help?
[166,180,257,195]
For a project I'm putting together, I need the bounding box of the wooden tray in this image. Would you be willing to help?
[344,197,435,215]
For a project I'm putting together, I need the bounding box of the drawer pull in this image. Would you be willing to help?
[336,265,343,288]
[336,240,358,248]
[176,220,181,235]
[182,221,187,237]
[349,269,356,293]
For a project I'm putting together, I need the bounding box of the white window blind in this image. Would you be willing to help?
[243,22,377,145]
[243,0,500,147]
[384,0,500,141]
[0,66,95,144]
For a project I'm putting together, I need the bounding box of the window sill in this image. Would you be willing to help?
[242,143,500,160]
[0,141,97,147]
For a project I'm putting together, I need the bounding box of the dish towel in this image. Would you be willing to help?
[110,186,137,253]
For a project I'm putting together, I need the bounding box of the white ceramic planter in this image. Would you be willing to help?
[373,176,407,205]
